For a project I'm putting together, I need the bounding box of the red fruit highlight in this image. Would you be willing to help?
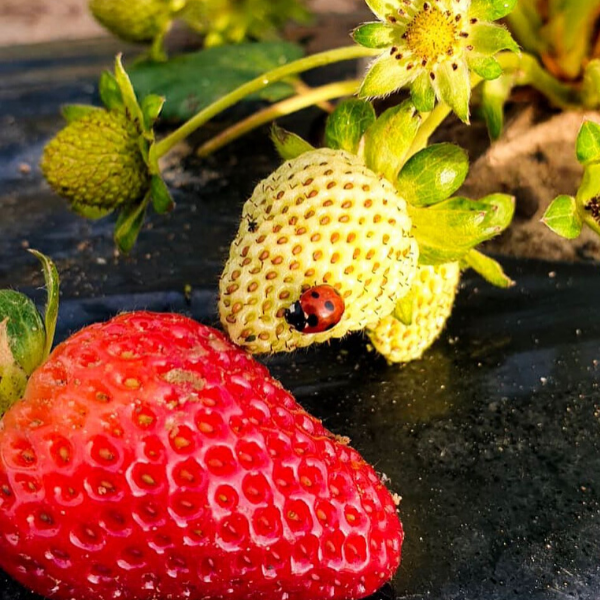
[0,312,403,600]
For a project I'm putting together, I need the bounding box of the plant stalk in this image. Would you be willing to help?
[197,80,360,158]
[155,45,378,157]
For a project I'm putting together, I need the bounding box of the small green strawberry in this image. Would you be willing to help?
[219,99,515,359]
[219,147,418,354]
[366,262,460,364]
[41,109,149,213]
[40,56,173,253]
[89,0,183,46]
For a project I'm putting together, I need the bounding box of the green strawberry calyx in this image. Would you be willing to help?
[41,55,173,254]
[273,97,515,288]
[0,251,59,415]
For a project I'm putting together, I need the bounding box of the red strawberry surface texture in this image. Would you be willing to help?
[0,312,403,600]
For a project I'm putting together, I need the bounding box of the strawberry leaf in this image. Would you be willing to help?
[324,99,376,155]
[541,195,583,239]
[141,94,165,130]
[470,23,520,56]
[363,100,421,181]
[114,196,150,254]
[271,124,315,160]
[576,121,600,166]
[98,71,124,111]
[480,73,514,141]
[129,42,303,121]
[461,250,514,288]
[396,143,469,207]
[150,175,175,214]
[114,54,145,128]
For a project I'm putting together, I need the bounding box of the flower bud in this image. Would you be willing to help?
[41,110,149,212]
[89,0,175,43]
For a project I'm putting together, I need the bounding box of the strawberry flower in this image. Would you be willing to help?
[354,0,519,122]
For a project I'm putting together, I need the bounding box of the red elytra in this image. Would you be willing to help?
[285,285,345,334]
[0,312,402,600]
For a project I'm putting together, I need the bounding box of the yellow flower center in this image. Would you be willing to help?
[405,5,459,63]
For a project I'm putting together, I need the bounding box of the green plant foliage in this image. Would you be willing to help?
[541,195,583,240]
[271,124,315,161]
[462,250,514,288]
[324,99,376,155]
[480,73,514,140]
[129,42,304,120]
[576,120,600,166]
[470,0,518,21]
[396,144,469,207]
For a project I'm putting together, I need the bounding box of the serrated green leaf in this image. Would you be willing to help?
[576,121,600,165]
[480,73,514,141]
[99,71,123,111]
[393,291,414,325]
[270,124,315,160]
[410,194,514,264]
[150,175,175,214]
[28,250,59,360]
[114,197,150,254]
[410,72,435,113]
[541,195,583,239]
[462,250,515,288]
[470,23,520,56]
[470,0,518,21]
[467,55,503,80]
[353,22,398,49]
[129,42,304,121]
[396,143,469,207]
[114,54,144,126]
[61,104,102,124]
[363,100,421,180]
[324,99,376,155]
[141,94,165,130]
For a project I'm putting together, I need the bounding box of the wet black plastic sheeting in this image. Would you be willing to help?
[2,39,600,600]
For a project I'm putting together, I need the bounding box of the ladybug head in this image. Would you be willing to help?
[284,285,345,334]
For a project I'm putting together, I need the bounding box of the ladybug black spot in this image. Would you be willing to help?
[310,291,320,299]
[324,300,335,312]
[307,314,319,328]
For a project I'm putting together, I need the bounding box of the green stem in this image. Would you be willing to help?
[154,45,379,158]
[495,52,581,109]
[197,80,360,158]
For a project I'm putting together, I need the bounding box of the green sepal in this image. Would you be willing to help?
[432,60,471,124]
[410,73,435,113]
[358,54,416,100]
[99,71,124,111]
[271,124,315,161]
[480,73,514,141]
[150,175,175,214]
[70,203,114,220]
[28,250,59,360]
[396,143,469,207]
[576,164,600,205]
[410,193,515,264]
[469,0,518,21]
[470,23,520,57]
[576,121,600,166]
[141,94,165,130]
[467,55,503,80]
[114,54,145,128]
[363,100,421,181]
[461,249,515,288]
[393,290,415,326]
[541,195,583,240]
[61,104,102,124]
[114,196,150,254]
[352,22,397,49]
[324,99,376,155]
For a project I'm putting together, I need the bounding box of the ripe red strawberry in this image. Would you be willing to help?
[0,312,403,600]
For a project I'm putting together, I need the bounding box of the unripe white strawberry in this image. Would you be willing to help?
[366,262,460,363]
[219,148,418,354]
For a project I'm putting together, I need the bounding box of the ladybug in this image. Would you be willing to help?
[284,285,345,334]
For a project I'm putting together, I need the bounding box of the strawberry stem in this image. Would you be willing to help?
[196,79,361,158]
[154,45,379,158]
